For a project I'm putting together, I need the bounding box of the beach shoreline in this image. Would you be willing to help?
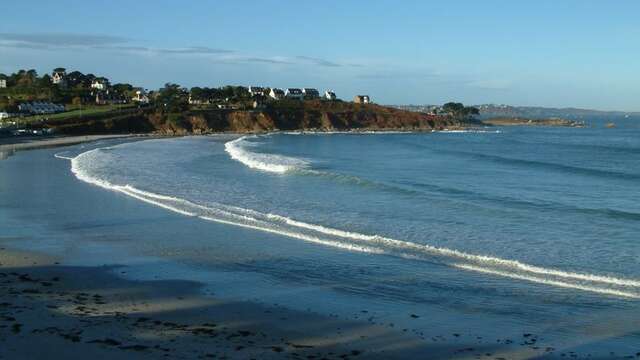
[0,134,148,153]
[0,246,485,359]
[2,132,638,359]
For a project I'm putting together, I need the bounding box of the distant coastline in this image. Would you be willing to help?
[481,117,586,127]
[2,101,477,137]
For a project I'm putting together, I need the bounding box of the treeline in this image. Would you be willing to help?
[154,84,258,113]
[441,102,479,119]
[0,68,137,111]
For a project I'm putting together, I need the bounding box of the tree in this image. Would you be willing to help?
[462,106,479,117]
[442,102,465,116]
[66,71,86,87]
[155,83,189,113]
[112,83,133,94]
[442,102,480,119]
[189,87,205,102]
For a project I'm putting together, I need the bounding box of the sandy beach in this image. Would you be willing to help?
[0,134,142,153]
[0,246,491,359]
[1,134,638,359]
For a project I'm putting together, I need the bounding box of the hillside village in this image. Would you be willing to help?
[0,67,480,136]
[0,67,372,122]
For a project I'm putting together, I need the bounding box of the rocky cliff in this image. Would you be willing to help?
[43,101,474,135]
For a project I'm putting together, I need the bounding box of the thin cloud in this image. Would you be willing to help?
[295,56,363,68]
[296,56,342,67]
[0,32,358,69]
[355,71,441,80]
[243,57,293,65]
[97,45,233,55]
[0,32,233,55]
[0,32,129,46]
[155,46,232,54]
[465,79,512,90]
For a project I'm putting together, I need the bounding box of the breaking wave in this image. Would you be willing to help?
[66,146,640,300]
[224,136,309,173]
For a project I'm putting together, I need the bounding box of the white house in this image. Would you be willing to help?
[285,88,304,100]
[0,79,6,88]
[269,88,285,100]
[132,90,149,104]
[91,78,109,90]
[302,88,320,99]
[353,95,370,104]
[324,90,336,100]
[248,86,265,97]
[0,112,9,120]
[51,69,66,85]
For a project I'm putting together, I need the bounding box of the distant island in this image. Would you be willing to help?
[392,104,639,120]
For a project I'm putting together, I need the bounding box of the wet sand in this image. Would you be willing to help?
[2,136,635,359]
[2,247,509,359]
[0,134,141,152]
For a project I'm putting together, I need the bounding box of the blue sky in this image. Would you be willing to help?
[1,0,640,111]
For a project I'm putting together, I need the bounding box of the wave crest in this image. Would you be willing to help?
[63,145,640,300]
[224,136,308,173]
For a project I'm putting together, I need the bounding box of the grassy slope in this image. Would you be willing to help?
[16,104,138,123]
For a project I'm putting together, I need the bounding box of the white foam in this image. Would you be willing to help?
[436,129,502,134]
[54,152,74,160]
[65,144,640,299]
[224,136,309,173]
[454,264,640,299]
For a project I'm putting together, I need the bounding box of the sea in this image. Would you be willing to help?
[1,117,639,357]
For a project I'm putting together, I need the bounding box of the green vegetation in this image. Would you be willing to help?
[17,104,137,123]
[0,68,135,112]
[442,102,480,119]
[155,83,189,113]
[0,65,481,136]
[189,85,251,103]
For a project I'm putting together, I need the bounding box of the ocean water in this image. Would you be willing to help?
[2,118,640,356]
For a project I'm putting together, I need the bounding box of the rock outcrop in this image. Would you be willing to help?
[42,101,473,135]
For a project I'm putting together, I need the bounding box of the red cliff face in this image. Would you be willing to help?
[46,102,468,135]
[171,102,463,134]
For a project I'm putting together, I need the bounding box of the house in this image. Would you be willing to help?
[0,112,9,120]
[324,90,336,100]
[188,95,210,105]
[217,104,239,110]
[353,95,370,104]
[0,79,6,88]
[248,86,266,97]
[51,68,66,85]
[269,88,285,100]
[132,90,149,104]
[95,92,126,105]
[285,88,304,100]
[302,88,320,99]
[90,78,109,90]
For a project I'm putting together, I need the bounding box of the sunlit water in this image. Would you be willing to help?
[2,118,639,356]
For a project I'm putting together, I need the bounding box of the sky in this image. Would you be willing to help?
[1,0,640,111]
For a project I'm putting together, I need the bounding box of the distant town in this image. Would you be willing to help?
[0,67,493,137]
[0,67,372,123]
